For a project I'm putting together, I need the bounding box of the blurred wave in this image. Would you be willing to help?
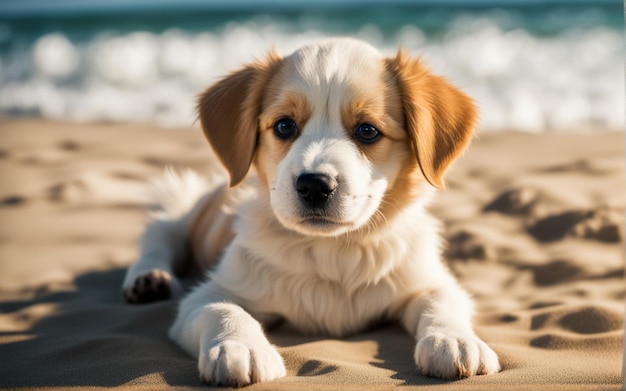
[0,2,622,131]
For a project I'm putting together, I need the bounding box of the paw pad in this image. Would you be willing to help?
[123,269,173,304]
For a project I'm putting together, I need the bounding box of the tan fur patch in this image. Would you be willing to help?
[197,51,284,187]
[385,51,477,189]
[187,185,235,271]
[255,89,312,193]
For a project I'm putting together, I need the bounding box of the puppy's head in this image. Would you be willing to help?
[198,38,476,237]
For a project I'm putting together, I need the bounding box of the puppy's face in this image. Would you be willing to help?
[256,41,410,236]
[198,38,476,237]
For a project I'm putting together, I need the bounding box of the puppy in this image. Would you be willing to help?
[122,37,500,387]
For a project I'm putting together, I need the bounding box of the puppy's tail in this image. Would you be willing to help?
[144,168,214,221]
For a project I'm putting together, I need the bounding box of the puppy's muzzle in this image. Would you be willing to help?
[296,173,337,208]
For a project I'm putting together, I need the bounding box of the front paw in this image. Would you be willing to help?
[414,332,500,380]
[123,269,179,304]
[199,339,286,387]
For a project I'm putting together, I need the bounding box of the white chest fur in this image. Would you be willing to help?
[209,198,452,337]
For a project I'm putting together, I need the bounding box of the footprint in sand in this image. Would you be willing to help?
[58,140,80,151]
[446,230,497,261]
[529,304,623,349]
[0,195,27,206]
[531,260,584,286]
[528,208,622,243]
[484,187,539,215]
[485,187,623,243]
[569,208,623,242]
[48,180,89,203]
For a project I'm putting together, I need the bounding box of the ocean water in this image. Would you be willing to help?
[0,0,622,132]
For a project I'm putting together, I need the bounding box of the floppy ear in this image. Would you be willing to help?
[197,51,283,187]
[386,50,477,189]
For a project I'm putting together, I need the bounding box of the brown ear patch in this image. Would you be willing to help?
[197,51,283,187]
[386,51,477,189]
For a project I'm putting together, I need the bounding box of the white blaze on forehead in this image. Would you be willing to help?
[277,37,388,174]
[284,37,385,94]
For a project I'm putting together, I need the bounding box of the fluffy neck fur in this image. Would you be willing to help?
[214,193,445,336]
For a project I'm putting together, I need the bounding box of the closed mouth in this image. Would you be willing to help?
[299,216,351,228]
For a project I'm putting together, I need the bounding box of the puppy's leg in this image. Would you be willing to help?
[122,169,209,304]
[169,281,285,387]
[122,218,186,303]
[402,284,500,379]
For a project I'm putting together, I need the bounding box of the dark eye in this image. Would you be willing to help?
[273,117,298,140]
[355,123,381,144]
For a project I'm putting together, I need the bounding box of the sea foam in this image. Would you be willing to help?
[0,17,621,132]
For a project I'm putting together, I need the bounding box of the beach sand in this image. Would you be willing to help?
[0,119,623,390]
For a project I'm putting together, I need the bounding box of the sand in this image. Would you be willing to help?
[0,119,623,390]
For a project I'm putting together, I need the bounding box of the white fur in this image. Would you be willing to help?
[125,38,500,386]
[122,168,209,297]
[145,167,212,220]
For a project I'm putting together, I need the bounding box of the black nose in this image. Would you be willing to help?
[296,173,337,207]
